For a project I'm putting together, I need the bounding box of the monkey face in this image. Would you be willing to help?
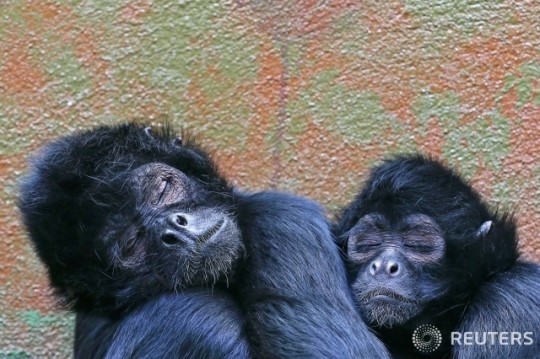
[102,162,243,293]
[346,213,446,327]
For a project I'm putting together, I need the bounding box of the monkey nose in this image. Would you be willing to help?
[368,258,402,277]
[160,213,194,246]
[163,211,226,245]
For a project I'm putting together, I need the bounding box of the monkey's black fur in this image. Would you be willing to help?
[453,262,540,359]
[235,191,387,358]
[74,290,250,359]
[20,123,389,358]
[336,155,540,358]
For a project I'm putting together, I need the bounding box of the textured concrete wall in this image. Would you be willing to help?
[1,1,539,357]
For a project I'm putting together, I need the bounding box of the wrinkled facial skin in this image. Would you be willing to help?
[347,213,446,328]
[104,162,243,291]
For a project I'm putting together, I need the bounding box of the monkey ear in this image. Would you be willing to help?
[476,220,493,238]
[474,218,519,275]
[144,126,153,137]
[172,137,183,146]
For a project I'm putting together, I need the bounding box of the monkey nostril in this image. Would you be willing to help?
[370,262,378,275]
[176,215,188,227]
[162,233,179,246]
[389,263,399,275]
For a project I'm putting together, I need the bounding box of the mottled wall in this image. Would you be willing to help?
[1,0,539,357]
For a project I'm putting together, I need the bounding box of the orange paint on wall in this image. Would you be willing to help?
[414,117,445,158]
[431,36,538,121]
[1,46,47,95]
[240,0,353,40]
[225,39,285,187]
[120,0,153,24]
[289,122,381,207]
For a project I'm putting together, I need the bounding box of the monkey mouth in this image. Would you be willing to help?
[196,218,226,244]
[361,288,415,304]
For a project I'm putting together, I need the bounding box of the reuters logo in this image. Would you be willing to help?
[412,324,442,353]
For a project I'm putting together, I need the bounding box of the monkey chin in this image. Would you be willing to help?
[173,221,244,289]
[359,296,421,328]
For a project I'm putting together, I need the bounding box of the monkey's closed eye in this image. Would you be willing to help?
[155,177,172,205]
[403,237,434,252]
[133,163,190,207]
[354,236,382,249]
